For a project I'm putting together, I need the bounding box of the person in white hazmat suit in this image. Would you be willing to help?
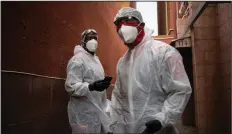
[65,29,112,134]
[109,7,192,134]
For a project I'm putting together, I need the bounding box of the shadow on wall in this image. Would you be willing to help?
[2,71,71,134]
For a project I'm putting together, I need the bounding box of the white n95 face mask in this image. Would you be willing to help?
[118,25,138,44]
[86,39,98,52]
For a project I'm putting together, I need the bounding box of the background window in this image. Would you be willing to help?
[136,2,158,36]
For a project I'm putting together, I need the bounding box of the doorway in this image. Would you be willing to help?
[176,47,196,127]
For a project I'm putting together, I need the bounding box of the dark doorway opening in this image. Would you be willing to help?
[176,47,196,127]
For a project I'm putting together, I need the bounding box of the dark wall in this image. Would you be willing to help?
[217,3,231,133]
[2,1,127,79]
[2,2,127,134]
[2,72,71,134]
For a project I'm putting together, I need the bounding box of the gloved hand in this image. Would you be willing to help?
[88,79,111,92]
[140,120,162,134]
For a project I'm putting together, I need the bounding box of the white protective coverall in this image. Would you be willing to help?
[110,27,192,134]
[65,45,111,133]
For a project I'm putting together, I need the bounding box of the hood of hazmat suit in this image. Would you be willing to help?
[109,27,192,134]
[65,45,111,133]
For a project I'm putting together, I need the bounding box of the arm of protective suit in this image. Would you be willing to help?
[105,98,112,116]
[101,90,109,112]
[65,59,90,97]
[109,63,123,128]
[154,49,192,127]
